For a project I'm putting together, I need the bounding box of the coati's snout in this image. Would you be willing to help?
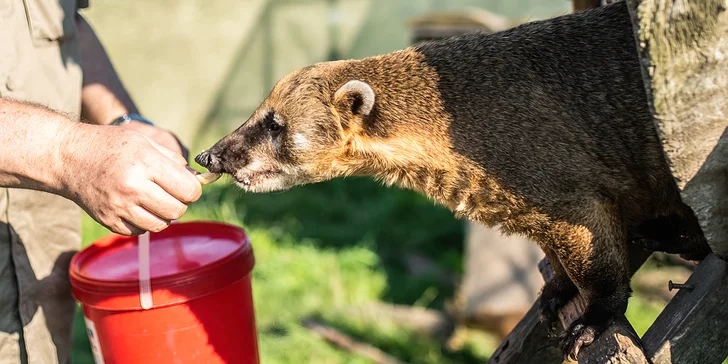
[197,64,379,193]
[194,109,299,193]
[193,134,247,178]
[194,149,225,174]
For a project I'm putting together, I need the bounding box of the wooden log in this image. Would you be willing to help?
[488,246,652,364]
[487,300,565,364]
[625,0,728,257]
[542,258,649,364]
[574,316,650,364]
[641,254,728,364]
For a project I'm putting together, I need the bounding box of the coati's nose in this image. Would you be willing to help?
[194,149,222,173]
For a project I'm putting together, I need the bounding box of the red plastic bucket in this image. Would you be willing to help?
[70,221,260,364]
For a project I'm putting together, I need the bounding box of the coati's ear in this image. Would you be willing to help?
[334,80,375,117]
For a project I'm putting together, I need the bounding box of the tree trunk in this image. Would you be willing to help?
[625,0,728,257]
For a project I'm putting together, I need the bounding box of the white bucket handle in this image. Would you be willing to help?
[138,232,153,310]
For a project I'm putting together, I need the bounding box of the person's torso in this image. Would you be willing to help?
[0,0,84,115]
[0,0,86,251]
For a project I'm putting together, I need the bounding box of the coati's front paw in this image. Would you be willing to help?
[538,277,578,333]
[559,318,604,361]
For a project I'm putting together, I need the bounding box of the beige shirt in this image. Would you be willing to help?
[0,1,88,363]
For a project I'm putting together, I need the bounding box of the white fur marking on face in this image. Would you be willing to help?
[246,159,264,172]
[293,133,308,148]
[335,80,375,116]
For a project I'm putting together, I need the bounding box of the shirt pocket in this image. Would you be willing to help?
[22,0,78,44]
[0,1,19,96]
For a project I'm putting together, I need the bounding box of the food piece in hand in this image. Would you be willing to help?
[195,172,221,185]
[186,166,222,185]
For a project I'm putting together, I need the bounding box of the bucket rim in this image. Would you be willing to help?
[69,221,255,310]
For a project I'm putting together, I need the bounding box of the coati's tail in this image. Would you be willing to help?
[631,204,712,261]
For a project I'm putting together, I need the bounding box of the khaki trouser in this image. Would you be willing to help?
[0,0,87,363]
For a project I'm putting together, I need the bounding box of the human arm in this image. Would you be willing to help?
[75,13,188,160]
[0,98,201,235]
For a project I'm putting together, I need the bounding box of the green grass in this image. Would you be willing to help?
[71,174,670,363]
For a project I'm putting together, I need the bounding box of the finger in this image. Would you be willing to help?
[105,217,145,236]
[93,216,139,237]
[141,134,188,166]
[170,133,190,162]
[151,156,202,204]
[138,182,189,221]
[156,135,185,159]
[180,144,189,163]
[122,205,171,233]
[120,220,146,236]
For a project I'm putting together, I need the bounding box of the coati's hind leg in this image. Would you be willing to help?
[631,203,712,261]
[538,248,578,333]
[550,207,631,360]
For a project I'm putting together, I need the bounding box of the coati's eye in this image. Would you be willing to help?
[262,112,283,133]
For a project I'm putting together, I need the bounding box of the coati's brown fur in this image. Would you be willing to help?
[196,1,711,359]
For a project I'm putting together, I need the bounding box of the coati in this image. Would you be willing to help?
[195,1,711,359]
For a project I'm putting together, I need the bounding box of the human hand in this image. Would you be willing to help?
[56,123,202,235]
[120,121,189,161]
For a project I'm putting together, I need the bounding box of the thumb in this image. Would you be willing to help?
[142,135,188,166]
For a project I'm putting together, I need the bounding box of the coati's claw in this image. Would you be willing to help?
[559,319,600,361]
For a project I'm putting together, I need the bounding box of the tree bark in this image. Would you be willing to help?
[625,0,728,257]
